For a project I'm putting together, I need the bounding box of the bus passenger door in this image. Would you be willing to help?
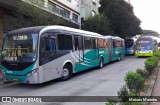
[74,36,84,62]
[40,33,59,81]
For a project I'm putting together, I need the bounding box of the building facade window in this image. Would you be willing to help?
[72,13,78,23]
[48,2,70,19]
[28,0,45,7]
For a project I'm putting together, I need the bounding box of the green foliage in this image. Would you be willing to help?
[136,68,149,79]
[82,14,113,35]
[125,71,144,95]
[12,1,63,29]
[99,0,142,38]
[154,50,160,59]
[117,85,129,102]
[143,30,160,37]
[123,90,143,105]
[145,56,159,74]
[105,101,117,105]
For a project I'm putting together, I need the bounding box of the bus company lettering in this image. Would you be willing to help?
[12,97,42,102]
[99,51,104,54]
[27,98,42,102]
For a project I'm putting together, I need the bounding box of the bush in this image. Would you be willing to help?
[136,69,149,79]
[117,85,129,102]
[125,71,145,95]
[154,50,160,59]
[145,56,159,74]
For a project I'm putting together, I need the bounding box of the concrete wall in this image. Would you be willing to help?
[56,0,80,13]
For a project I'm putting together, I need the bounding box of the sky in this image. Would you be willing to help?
[130,0,160,33]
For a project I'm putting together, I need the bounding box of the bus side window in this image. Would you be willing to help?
[74,36,83,51]
[92,38,97,49]
[58,34,73,50]
[40,33,56,60]
[84,37,92,49]
[40,38,56,51]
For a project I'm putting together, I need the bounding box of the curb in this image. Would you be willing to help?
[144,64,160,105]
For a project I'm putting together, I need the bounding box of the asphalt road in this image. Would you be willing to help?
[0,56,146,105]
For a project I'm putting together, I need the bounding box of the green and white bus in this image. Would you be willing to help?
[106,36,125,61]
[135,36,158,57]
[1,26,125,84]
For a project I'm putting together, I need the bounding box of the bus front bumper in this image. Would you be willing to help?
[4,72,39,84]
[135,52,153,57]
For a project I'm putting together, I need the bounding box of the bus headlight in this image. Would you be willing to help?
[27,68,39,77]
[130,50,133,53]
[148,50,153,53]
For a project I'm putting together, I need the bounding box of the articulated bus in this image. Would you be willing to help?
[125,38,135,55]
[1,26,125,84]
[135,36,158,57]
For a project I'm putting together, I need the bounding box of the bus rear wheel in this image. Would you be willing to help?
[60,65,72,81]
[98,58,104,69]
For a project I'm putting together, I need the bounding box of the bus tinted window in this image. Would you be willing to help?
[125,39,134,48]
[92,38,97,49]
[40,38,56,51]
[40,33,56,52]
[58,34,73,50]
[98,39,106,49]
[84,37,92,49]
[74,36,83,51]
[113,40,122,48]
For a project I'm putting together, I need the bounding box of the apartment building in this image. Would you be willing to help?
[0,1,81,36]
[22,0,81,25]
[0,0,82,47]
[81,0,100,20]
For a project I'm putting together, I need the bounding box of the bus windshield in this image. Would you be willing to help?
[2,33,38,63]
[125,39,134,48]
[136,40,153,50]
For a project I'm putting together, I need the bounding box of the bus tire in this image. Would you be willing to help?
[60,65,72,81]
[98,58,104,69]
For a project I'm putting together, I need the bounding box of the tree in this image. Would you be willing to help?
[143,30,160,37]
[81,14,113,35]
[99,0,142,38]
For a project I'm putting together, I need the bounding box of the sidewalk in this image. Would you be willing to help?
[149,65,160,105]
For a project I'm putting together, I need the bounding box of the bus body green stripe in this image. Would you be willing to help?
[74,49,109,73]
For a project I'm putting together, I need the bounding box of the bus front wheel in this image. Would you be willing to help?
[60,65,72,81]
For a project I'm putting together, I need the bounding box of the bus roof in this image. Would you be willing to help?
[105,36,124,41]
[6,25,103,37]
[137,36,153,40]
[39,25,103,37]
[6,26,45,35]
